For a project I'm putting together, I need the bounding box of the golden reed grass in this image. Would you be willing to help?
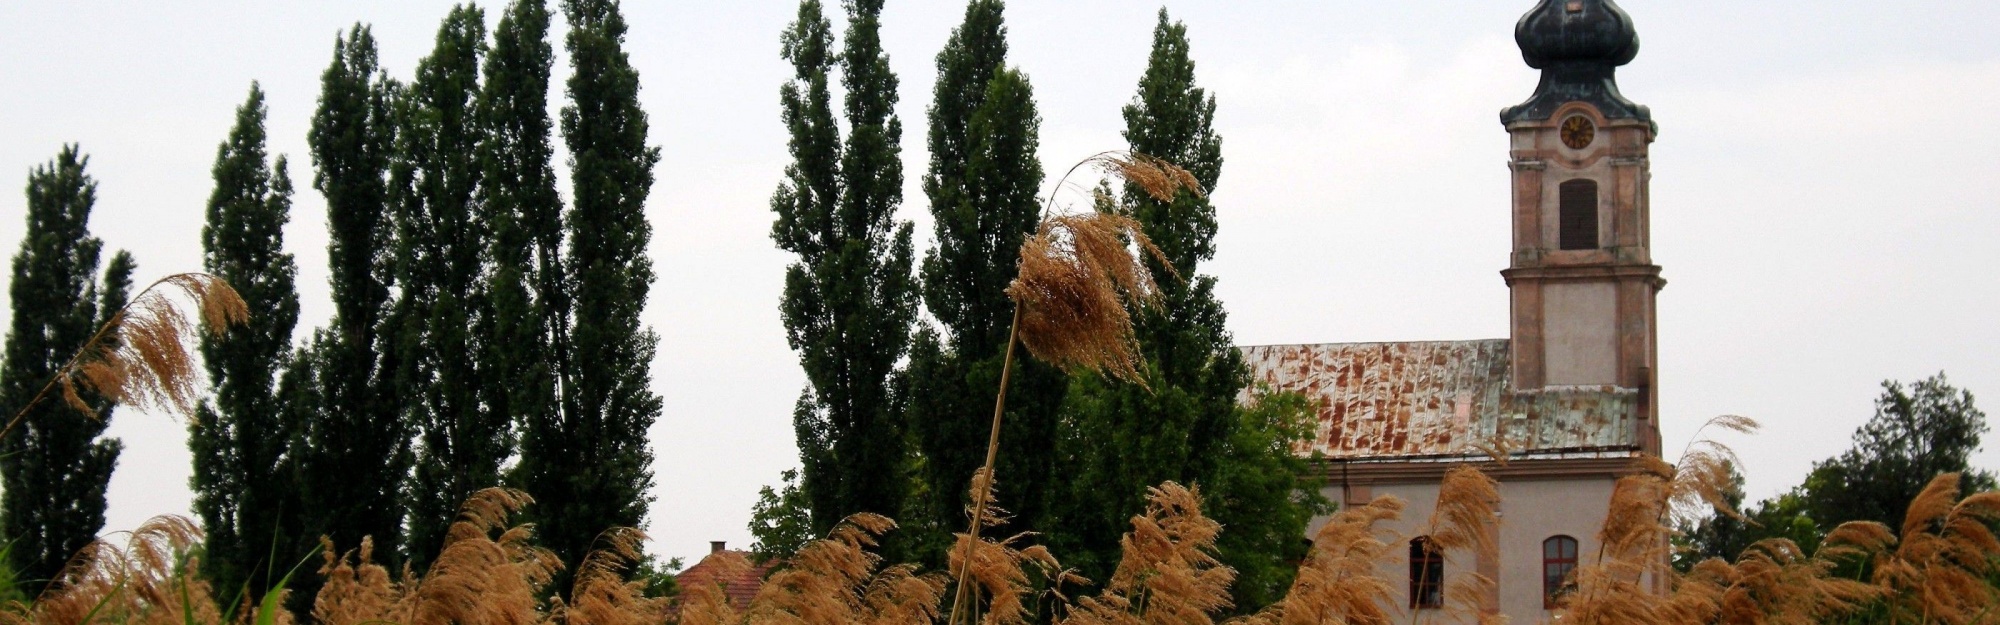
[10,462,1998,625]
[0,272,248,443]
[951,150,1203,625]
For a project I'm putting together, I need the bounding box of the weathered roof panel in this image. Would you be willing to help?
[1239,340,1638,460]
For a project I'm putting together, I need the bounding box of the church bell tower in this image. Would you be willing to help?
[1500,0,1662,453]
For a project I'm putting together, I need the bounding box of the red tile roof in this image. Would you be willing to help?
[673,550,775,612]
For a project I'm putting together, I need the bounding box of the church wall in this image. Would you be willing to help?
[1496,475,1617,620]
[1312,472,1619,623]
[1541,281,1619,385]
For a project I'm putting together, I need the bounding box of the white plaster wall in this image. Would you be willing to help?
[1496,477,1617,621]
[1311,475,1620,624]
[1542,281,1618,385]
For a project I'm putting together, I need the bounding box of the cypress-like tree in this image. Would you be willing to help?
[395,5,504,568]
[1049,11,1322,611]
[299,24,411,575]
[772,0,919,538]
[516,0,661,589]
[479,0,564,525]
[190,83,304,600]
[905,0,1066,563]
[0,145,135,584]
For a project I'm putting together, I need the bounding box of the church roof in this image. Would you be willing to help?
[1500,0,1652,124]
[1239,340,1641,461]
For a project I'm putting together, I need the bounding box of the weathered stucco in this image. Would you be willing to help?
[1307,471,1621,622]
[1240,340,1639,460]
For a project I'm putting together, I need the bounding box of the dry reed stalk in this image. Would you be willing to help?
[0,515,224,625]
[1670,538,1879,625]
[744,513,947,625]
[312,536,403,625]
[1229,495,1407,625]
[1405,466,1501,625]
[1856,473,2000,624]
[1666,415,1760,525]
[951,151,1201,625]
[946,472,1064,625]
[1557,466,1675,624]
[314,488,559,625]
[0,273,248,443]
[1059,483,1234,625]
[551,528,665,625]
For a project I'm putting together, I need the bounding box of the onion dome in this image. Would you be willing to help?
[1500,0,1651,125]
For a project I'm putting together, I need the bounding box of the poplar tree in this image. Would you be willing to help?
[905,0,1066,562]
[478,0,564,523]
[1049,11,1322,610]
[772,0,918,538]
[395,4,501,568]
[190,84,304,599]
[515,0,661,587]
[299,24,410,574]
[0,145,135,584]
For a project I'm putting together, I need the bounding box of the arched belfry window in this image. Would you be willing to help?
[1543,535,1580,608]
[1409,536,1443,609]
[1558,179,1599,250]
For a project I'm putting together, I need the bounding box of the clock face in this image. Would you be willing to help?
[1560,115,1595,149]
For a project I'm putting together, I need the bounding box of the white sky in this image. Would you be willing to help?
[2,1,1997,568]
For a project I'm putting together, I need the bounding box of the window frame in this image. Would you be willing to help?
[1557,179,1599,250]
[1409,536,1444,609]
[1543,535,1580,609]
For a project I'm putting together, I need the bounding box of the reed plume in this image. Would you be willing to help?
[1860,473,2000,624]
[314,488,560,625]
[948,471,1064,625]
[311,536,402,625]
[1666,415,1760,525]
[1230,495,1406,625]
[1005,152,1196,385]
[0,273,248,443]
[953,151,1201,625]
[0,515,223,625]
[551,528,661,625]
[1059,483,1235,625]
[1670,538,1879,625]
[745,513,947,625]
[1408,466,1501,624]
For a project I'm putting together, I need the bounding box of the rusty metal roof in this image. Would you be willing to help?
[1239,340,1638,460]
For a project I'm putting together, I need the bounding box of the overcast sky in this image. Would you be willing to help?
[2,0,1997,568]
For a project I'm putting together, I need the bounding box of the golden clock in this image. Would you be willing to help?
[1560,115,1595,149]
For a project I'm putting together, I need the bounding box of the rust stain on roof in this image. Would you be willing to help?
[1239,340,1637,460]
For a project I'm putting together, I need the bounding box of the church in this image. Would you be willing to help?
[1242,0,1665,620]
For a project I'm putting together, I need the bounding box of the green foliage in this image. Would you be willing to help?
[631,553,683,599]
[297,23,412,597]
[190,83,306,601]
[1202,389,1330,608]
[0,145,133,585]
[478,0,566,538]
[906,0,1070,567]
[395,4,505,569]
[1047,11,1321,613]
[1675,469,1822,571]
[748,469,813,563]
[771,0,919,541]
[514,0,662,595]
[1801,373,1994,532]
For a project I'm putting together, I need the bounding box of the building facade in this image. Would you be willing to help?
[1241,0,1664,620]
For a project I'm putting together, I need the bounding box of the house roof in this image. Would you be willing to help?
[1239,339,1640,461]
[673,550,774,612]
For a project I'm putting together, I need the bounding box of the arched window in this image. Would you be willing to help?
[1558,179,1598,250]
[1409,536,1443,609]
[1543,535,1579,608]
